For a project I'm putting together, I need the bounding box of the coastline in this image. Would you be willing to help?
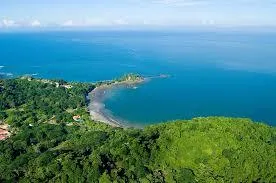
[87,78,146,127]
[87,74,170,127]
[88,86,122,127]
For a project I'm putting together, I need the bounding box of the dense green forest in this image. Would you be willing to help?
[0,77,94,127]
[0,77,275,182]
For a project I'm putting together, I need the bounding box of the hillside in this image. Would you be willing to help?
[0,78,275,182]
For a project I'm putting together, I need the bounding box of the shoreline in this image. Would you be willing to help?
[88,86,123,127]
[87,74,170,127]
[87,79,146,127]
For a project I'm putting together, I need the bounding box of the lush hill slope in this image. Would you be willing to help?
[0,77,94,126]
[147,117,276,182]
[0,78,275,182]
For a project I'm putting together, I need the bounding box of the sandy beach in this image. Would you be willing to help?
[87,74,169,127]
[88,86,122,127]
[87,79,146,127]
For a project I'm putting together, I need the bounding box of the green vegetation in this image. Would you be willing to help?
[0,78,275,182]
[96,73,144,87]
[116,73,143,82]
[0,77,94,127]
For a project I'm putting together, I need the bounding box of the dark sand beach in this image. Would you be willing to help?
[87,79,147,127]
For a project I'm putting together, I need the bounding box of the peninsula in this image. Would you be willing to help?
[0,75,275,183]
[88,73,145,127]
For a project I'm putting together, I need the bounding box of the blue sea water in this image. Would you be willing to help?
[0,30,276,126]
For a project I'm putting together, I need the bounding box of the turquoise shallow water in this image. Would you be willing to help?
[0,30,276,126]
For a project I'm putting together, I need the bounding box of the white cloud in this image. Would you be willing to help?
[83,18,111,26]
[2,19,18,27]
[62,20,74,27]
[30,20,41,27]
[201,19,215,25]
[0,19,44,28]
[61,19,109,27]
[60,18,130,27]
[152,0,207,6]
[143,20,151,25]
[113,19,128,25]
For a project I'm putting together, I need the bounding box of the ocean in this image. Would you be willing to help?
[1,30,276,126]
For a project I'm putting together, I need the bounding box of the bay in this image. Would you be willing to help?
[1,30,276,126]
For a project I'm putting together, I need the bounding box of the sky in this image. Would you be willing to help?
[1,0,276,28]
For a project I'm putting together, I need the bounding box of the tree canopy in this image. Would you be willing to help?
[0,77,94,127]
[0,78,275,182]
